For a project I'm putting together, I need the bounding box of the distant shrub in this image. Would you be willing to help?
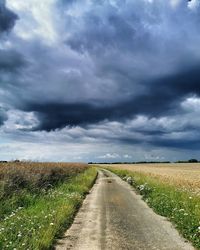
[176,159,199,163]
[188,159,198,163]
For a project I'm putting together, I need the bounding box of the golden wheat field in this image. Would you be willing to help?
[102,163,200,194]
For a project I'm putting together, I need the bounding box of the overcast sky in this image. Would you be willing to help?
[0,0,200,162]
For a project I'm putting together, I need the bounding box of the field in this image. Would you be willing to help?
[102,163,200,195]
[0,162,97,250]
[1,162,200,249]
[103,163,200,249]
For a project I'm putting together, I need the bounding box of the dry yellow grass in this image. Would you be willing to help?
[0,162,88,178]
[101,163,200,194]
[0,162,88,198]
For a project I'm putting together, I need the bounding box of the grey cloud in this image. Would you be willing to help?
[0,0,18,34]
[0,107,7,126]
[0,49,26,72]
[17,64,200,131]
[0,0,200,161]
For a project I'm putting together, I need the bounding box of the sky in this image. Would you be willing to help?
[0,0,200,162]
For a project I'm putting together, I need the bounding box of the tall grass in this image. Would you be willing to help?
[0,162,88,196]
[0,162,97,249]
[0,162,88,218]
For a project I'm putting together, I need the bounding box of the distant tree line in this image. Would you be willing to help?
[175,159,199,163]
[0,159,199,165]
[88,161,170,164]
[88,159,199,164]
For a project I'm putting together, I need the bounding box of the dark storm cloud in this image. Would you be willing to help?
[23,102,111,131]
[0,49,25,72]
[0,108,7,126]
[1,0,200,158]
[21,62,200,131]
[152,136,200,150]
[66,1,192,56]
[0,0,18,34]
[153,66,200,96]
[0,1,24,83]
[119,133,200,150]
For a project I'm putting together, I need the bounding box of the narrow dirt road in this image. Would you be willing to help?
[56,169,194,250]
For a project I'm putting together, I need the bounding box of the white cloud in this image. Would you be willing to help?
[188,0,200,10]
[181,96,200,112]
[98,153,120,159]
[123,154,132,159]
[7,0,58,44]
[2,109,39,131]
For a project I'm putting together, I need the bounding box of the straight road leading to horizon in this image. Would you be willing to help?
[56,170,194,250]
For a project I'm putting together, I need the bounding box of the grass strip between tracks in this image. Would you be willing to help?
[0,167,97,250]
[107,168,200,249]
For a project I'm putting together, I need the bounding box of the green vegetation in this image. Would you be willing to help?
[0,162,97,249]
[107,168,200,249]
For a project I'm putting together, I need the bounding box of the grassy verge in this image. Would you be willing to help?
[107,168,200,249]
[0,167,97,250]
[0,162,89,221]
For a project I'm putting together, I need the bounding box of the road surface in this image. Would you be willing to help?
[56,169,194,250]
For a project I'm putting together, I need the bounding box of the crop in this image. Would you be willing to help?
[103,163,200,195]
